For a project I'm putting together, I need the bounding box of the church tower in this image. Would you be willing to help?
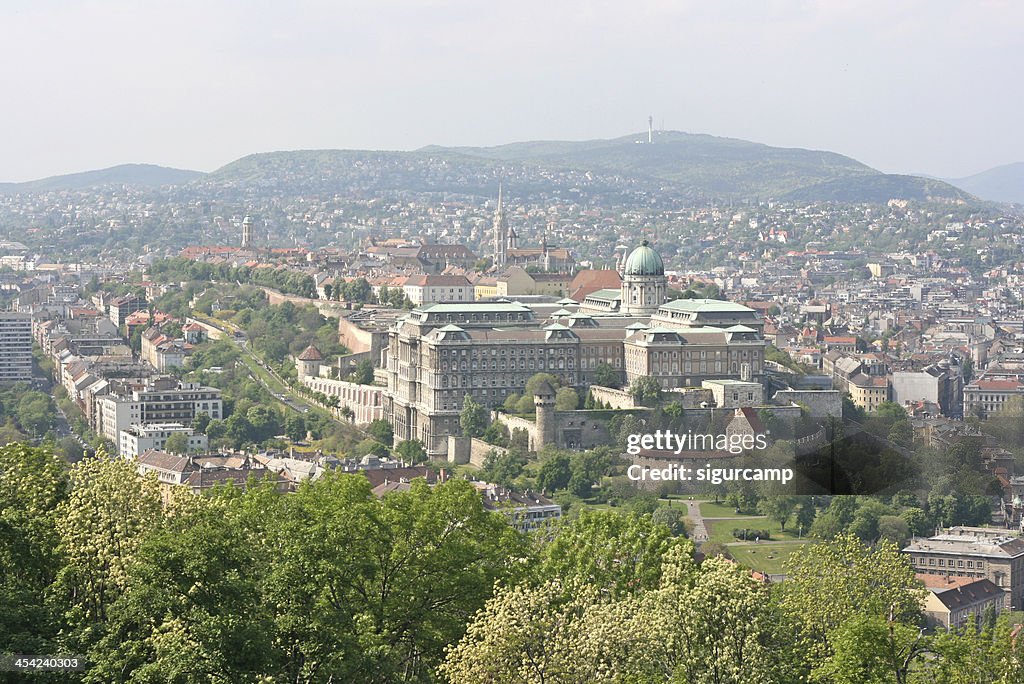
[492,185,508,267]
[241,215,254,248]
[620,240,667,315]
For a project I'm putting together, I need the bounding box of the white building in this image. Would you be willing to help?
[96,379,222,450]
[403,275,474,306]
[119,423,207,459]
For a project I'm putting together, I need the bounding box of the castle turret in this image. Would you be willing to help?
[296,345,323,380]
[533,379,556,450]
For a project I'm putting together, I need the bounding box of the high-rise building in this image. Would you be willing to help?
[0,311,33,382]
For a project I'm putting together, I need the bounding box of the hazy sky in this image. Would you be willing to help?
[1,0,1021,181]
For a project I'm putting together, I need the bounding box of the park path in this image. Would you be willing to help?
[684,499,709,544]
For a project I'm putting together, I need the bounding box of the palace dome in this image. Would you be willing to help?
[623,240,664,276]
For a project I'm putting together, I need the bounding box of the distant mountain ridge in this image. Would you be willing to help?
[0,163,205,194]
[946,162,1024,205]
[424,131,970,202]
[1,133,980,204]
[211,131,973,203]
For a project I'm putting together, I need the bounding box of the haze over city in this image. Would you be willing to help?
[1,0,1021,182]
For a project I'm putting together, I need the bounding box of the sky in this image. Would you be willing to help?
[1,0,1022,182]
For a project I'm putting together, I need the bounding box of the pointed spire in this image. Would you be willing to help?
[493,183,508,267]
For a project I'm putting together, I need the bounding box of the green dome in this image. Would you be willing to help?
[623,240,664,276]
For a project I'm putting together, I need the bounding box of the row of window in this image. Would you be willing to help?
[912,556,985,570]
[441,347,573,357]
[442,358,575,372]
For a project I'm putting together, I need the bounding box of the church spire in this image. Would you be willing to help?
[493,184,508,267]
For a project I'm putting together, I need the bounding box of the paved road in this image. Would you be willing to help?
[685,499,710,544]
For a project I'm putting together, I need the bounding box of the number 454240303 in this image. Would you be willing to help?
[1,655,87,672]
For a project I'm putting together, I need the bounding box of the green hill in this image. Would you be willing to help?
[209,132,971,203]
[432,131,969,201]
[0,163,204,194]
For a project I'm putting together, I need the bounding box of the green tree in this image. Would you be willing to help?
[284,414,306,442]
[349,359,375,385]
[651,506,688,537]
[538,509,691,597]
[0,444,68,658]
[629,376,662,406]
[481,421,510,447]
[594,362,621,388]
[536,453,572,493]
[928,615,1024,683]
[900,507,930,537]
[163,432,189,455]
[191,412,211,434]
[780,534,924,668]
[795,500,817,535]
[887,420,913,447]
[87,485,280,682]
[514,395,535,414]
[877,515,911,547]
[15,392,56,437]
[394,439,427,464]
[759,495,799,532]
[366,419,394,446]
[356,438,389,457]
[460,395,489,438]
[480,451,527,488]
[270,476,525,680]
[554,387,579,411]
[440,580,613,683]
[817,614,927,684]
[636,554,799,683]
[53,453,162,650]
[246,405,282,443]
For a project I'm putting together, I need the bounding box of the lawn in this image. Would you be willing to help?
[704,515,804,545]
[725,540,811,575]
[699,501,750,518]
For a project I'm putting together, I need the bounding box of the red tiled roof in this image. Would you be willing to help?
[297,345,323,361]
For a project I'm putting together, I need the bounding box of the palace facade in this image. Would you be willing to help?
[383,242,766,454]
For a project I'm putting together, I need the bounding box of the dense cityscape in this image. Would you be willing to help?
[0,129,1023,681]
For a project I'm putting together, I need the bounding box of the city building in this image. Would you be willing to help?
[403,274,474,306]
[892,364,964,418]
[0,311,33,381]
[136,450,287,497]
[917,574,1003,631]
[847,373,891,412]
[119,423,207,459]
[96,378,223,450]
[383,242,764,455]
[107,294,147,329]
[904,527,1024,610]
[475,482,562,533]
[964,377,1024,418]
